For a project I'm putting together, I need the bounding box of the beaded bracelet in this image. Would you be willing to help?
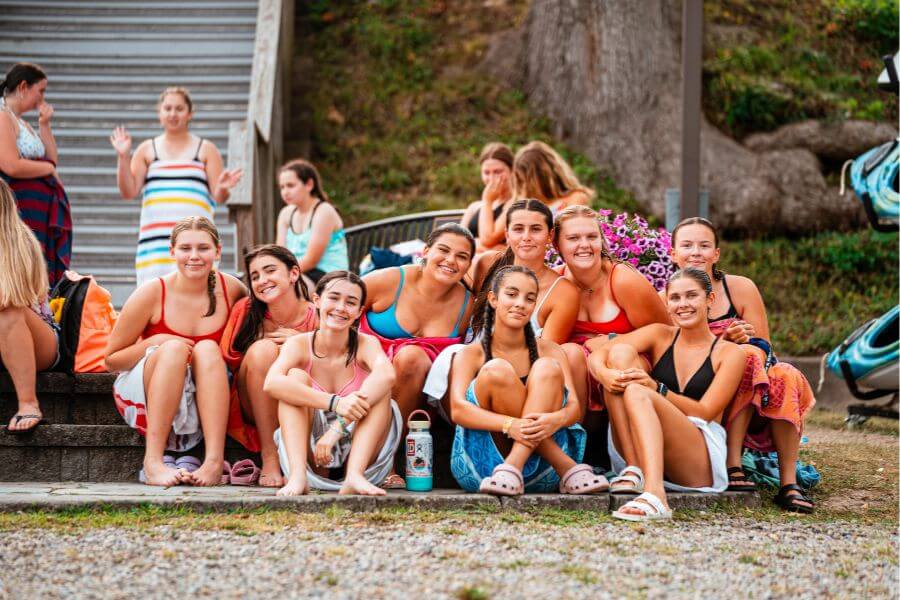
[336,415,351,438]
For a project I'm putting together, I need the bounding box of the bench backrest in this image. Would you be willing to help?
[344,209,466,273]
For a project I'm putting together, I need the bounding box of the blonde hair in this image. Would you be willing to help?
[0,180,49,308]
[170,216,221,317]
[553,205,612,260]
[513,141,594,203]
[157,86,193,112]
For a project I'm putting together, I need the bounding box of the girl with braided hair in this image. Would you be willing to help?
[106,217,246,486]
[448,265,606,496]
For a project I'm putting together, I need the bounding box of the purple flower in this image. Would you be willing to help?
[628,257,640,267]
[616,247,630,260]
[615,225,628,237]
[598,208,612,217]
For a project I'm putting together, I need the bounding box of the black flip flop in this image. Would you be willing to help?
[773,483,814,514]
[726,466,758,492]
[5,414,47,434]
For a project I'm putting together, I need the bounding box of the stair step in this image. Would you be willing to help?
[0,1,258,17]
[4,15,256,35]
[52,129,228,150]
[0,39,255,58]
[74,224,236,247]
[57,147,229,168]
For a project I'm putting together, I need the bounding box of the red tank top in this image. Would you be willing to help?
[568,263,635,341]
[142,272,233,344]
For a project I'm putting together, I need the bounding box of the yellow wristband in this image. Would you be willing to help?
[502,417,514,436]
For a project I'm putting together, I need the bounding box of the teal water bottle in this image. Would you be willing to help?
[405,410,433,492]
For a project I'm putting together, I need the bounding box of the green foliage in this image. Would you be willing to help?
[720,231,898,354]
[704,0,897,137]
[831,0,900,52]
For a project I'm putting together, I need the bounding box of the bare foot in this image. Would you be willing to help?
[277,476,309,496]
[340,473,386,496]
[187,459,224,486]
[258,461,285,488]
[142,461,185,487]
[7,402,43,432]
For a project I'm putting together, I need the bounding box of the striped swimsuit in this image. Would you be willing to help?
[135,138,215,285]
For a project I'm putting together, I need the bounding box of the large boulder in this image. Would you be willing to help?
[744,120,898,162]
[480,0,872,233]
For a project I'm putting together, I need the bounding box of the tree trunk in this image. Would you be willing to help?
[484,0,869,233]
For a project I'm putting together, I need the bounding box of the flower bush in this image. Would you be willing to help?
[546,210,675,291]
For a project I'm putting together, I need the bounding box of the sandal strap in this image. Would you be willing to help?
[610,474,641,487]
[619,465,644,485]
[778,483,806,497]
[726,466,746,476]
[633,491,666,515]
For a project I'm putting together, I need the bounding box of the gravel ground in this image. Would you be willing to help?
[0,516,896,599]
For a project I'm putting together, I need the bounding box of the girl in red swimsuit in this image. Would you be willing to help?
[106,217,247,487]
[553,206,670,421]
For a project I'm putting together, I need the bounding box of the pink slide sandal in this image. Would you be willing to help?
[229,459,260,486]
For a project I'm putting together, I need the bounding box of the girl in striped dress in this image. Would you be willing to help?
[110,87,242,286]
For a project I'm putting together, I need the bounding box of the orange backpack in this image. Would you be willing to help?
[49,272,118,373]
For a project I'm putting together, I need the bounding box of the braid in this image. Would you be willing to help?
[481,304,495,362]
[524,322,539,366]
[712,265,725,281]
[204,270,217,317]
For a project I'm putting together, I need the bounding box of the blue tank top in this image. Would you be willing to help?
[284,203,349,274]
[367,267,471,339]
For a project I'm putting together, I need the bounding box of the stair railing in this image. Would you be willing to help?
[226,0,294,260]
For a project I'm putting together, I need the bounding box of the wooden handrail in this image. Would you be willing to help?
[225,0,293,257]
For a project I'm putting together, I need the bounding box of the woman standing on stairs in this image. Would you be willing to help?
[0,179,59,433]
[0,62,71,287]
[110,87,243,286]
[105,217,247,487]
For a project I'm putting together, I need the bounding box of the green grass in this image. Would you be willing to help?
[720,230,898,355]
[704,0,898,137]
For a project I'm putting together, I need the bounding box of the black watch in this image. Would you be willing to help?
[656,381,669,397]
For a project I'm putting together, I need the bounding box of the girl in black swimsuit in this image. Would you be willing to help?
[588,268,746,521]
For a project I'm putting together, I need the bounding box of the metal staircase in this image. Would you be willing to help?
[0,0,257,305]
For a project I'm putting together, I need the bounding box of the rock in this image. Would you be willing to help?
[744,120,898,162]
[479,1,883,233]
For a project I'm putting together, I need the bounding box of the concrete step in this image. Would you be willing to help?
[71,203,230,227]
[3,15,256,34]
[71,245,238,268]
[0,39,255,57]
[0,1,258,17]
[49,110,245,132]
[0,57,253,77]
[1,29,255,42]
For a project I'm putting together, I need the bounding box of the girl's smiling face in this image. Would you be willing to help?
[665,276,714,328]
[171,229,220,279]
[671,223,720,274]
[422,232,473,284]
[556,216,604,269]
[248,254,300,305]
[315,279,364,331]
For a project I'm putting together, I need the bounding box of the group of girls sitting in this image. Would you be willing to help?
[0,126,816,518]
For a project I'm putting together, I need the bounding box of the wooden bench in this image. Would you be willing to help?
[344,209,465,273]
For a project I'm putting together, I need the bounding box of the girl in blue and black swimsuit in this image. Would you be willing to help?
[360,223,476,487]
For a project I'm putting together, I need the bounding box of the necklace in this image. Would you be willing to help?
[265,303,309,330]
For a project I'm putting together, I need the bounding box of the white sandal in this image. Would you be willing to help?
[609,465,644,495]
[612,491,673,522]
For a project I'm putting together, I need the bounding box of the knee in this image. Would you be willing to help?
[479,358,518,387]
[561,343,585,371]
[191,339,224,365]
[607,344,640,369]
[622,383,652,410]
[529,357,563,383]
[157,339,193,362]
[392,347,432,380]
[245,339,278,367]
